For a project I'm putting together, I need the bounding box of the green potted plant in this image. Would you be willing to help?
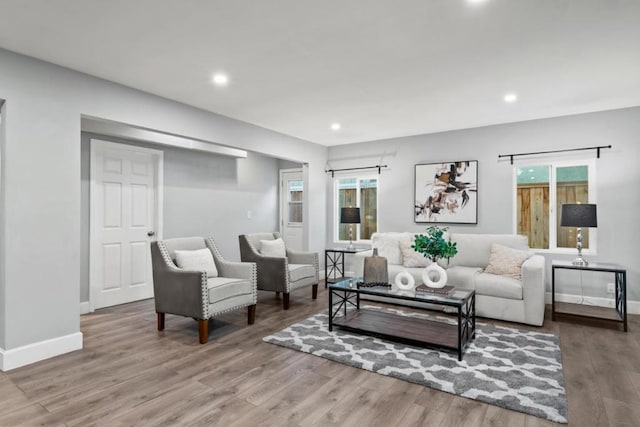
[412,226,458,262]
[412,226,457,288]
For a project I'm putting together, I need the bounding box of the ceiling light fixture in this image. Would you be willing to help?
[212,73,229,86]
[467,0,488,4]
[504,93,518,103]
[330,123,341,131]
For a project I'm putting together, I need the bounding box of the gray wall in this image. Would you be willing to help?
[0,48,326,351]
[0,101,6,348]
[80,132,281,303]
[278,159,303,170]
[327,107,640,301]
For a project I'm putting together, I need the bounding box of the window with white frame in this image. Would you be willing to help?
[514,160,596,251]
[335,176,378,242]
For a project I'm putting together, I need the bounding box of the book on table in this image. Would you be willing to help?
[415,284,455,296]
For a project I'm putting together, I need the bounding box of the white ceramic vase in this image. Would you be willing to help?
[394,270,416,291]
[422,262,448,288]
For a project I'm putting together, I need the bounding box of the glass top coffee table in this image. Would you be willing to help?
[328,277,476,360]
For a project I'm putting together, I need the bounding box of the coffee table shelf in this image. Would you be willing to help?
[331,308,459,350]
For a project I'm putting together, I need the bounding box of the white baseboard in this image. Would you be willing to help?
[545,292,640,315]
[0,332,83,371]
[80,301,91,315]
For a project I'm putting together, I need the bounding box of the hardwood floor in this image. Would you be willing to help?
[2,284,640,426]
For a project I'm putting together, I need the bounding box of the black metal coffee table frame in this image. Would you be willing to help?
[328,279,476,361]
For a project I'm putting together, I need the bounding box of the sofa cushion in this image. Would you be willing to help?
[371,232,414,265]
[475,273,523,300]
[484,243,533,279]
[447,234,529,269]
[260,238,286,258]
[174,248,218,277]
[399,240,429,268]
[445,266,482,290]
[207,277,253,304]
[289,263,315,282]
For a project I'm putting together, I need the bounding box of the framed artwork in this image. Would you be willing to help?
[414,160,478,224]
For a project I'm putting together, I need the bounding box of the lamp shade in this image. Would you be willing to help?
[561,204,597,228]
[340,207,361,224]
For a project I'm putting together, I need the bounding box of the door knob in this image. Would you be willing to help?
[147,231,155,237]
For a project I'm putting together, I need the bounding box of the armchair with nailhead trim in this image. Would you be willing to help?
[238,232,319,310]
[150,237,257,344]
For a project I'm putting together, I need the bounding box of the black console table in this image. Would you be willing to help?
[324,248,368,288]
[552,260,627,331]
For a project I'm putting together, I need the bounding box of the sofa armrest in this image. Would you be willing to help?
[151,242,208,319]
[217,260,256,282]
[521,254,546,326]
[353,250,374,277]
[286,248,317,265]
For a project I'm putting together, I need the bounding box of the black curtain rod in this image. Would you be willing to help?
[498,145,612,165]
[325,164,388,177]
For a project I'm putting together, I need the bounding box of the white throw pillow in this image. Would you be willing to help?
[399,240,429,268]
[371,232,412,265]
[260,238,286,258]
[484,243,533,279]
[174,248,218,277]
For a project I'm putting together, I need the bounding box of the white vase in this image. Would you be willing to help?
[422,262,448,288]
[394,270,416,291]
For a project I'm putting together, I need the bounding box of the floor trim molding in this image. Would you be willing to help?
[0,332,83,371]
[80,301,91,315]
[545,292,640,315]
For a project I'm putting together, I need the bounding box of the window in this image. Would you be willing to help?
[515,160,596,251]
[287,180,303,224]
[335,176,378,241]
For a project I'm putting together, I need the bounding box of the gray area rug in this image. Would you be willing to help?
[263,306,567,423]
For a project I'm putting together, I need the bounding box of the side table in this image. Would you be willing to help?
[324,248,368,288]
[552,260,627,331]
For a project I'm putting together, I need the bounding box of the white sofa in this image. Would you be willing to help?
[353,232,545,326]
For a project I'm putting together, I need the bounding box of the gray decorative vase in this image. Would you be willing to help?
[363,248,389,284]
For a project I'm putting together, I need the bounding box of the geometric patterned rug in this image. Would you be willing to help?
[263,306,567,423]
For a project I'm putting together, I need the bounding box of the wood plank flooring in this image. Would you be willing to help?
[2,283,640,426]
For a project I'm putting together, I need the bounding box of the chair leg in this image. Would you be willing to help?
[248,304,256,324]
[312,284,318,300]
[283,292,290,310]
[157,312,165,331]
[198,319,208,344]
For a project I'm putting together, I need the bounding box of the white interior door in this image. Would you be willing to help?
[280,169,304,251]
[90,139,163,310]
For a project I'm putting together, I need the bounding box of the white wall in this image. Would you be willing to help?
[0,48,326,358]
[327,107,640,301]
[80,132,282,303]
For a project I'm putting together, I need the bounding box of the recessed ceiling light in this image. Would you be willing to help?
[212,73,229,86]
[504,93,518,103]
[330,123,341,131]
[467,0,488,4]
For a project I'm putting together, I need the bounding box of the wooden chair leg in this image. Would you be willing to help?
[312,284,318,300]
[283,292,290,310]
[198,319,209,344]
[157,312,165,331]
[248,304,256,324]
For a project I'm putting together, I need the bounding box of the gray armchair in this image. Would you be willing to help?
[151,237,257,344]
[239,232,319,310]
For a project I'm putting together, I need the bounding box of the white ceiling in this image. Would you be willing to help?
[1,0,639,146]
